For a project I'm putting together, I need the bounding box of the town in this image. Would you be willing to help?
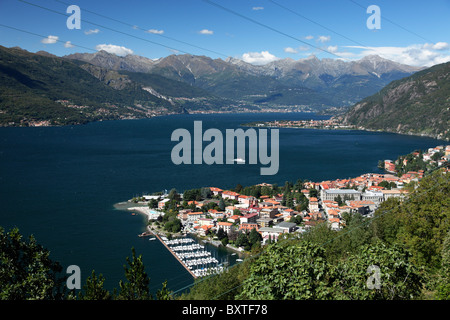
[130,144,450,253]
[242,118,356,130]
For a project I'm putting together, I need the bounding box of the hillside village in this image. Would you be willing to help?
[137,144,450,251]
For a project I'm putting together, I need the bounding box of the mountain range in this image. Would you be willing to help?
[65,50,421,108]
[0,45,431,128]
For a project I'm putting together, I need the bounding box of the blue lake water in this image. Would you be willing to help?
[0,112,445,294]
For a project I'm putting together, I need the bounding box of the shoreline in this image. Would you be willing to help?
[3,110,447,142]
[242,123,449,142]
[115,201,246,257]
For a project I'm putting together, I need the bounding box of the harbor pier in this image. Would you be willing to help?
[143,228,224,279]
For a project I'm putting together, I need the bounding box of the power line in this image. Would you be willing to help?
[16,0,196,56]
[268,0,369,48]
[53,0,229,58]
[202,0,349,60]
[0,23,96,52]
[347,0,434,43]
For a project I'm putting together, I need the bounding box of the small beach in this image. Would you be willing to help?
[114,199,244,269]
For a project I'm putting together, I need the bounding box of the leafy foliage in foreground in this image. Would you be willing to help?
[0,228,171,300]
[237,241,331,300]
[0,227,67,300]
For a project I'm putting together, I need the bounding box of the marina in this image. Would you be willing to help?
[145,231,226,279]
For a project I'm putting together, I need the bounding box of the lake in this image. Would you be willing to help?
[0,112,445,294]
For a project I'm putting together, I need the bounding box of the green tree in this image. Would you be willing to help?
[309,188,318,198]
[233,208,242,216]
[216,228,226,240]
[201,187,212,199]
[371,197,403,244]
[148,198,159,209]
[248,228,262,248]
[334,195,344,206]
[436,229,450,299]
[237,241,331,299]
[251,186,261,198]
[156,280,173,300]
[286,194,294,209]
[164,218,182,233]
[0,227,66,300]
[295,192,309,212]
[431,151,444,161]
[283,181,292,194]
[218,198,226,211]
[261,186,272,197]
[235,232,250,250]
[340,211,374,254]
[117,247,151,300]
[331,242,423,300]
[294,179,303,192]
[372,169,449,270]
[281,193,287,206]
[168,188,180,201]
[289,215,303,225]
[78,270,111,300]
[221,237,229,246]
[378,181,392,190]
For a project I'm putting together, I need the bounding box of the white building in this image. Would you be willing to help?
[361,191,384,204]
[259,227,284,244]
[321,189,361,201]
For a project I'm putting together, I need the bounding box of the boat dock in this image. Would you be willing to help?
[153,232,198,279]
[143,228,224,279]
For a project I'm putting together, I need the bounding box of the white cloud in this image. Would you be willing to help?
[64,41,75,48]
[284,47,298,54]
[41,35,59,44]
[317,35,331,43]
[252,6,264,10]
[305,35,314,40]
[147,29,164,35]
[345,43,450,67]
[95,44,134,57]
[84,29,100,35]
[424,42,449,51]
[241,51,279,65]
[284,46,310,54]
[198,29,214,35]
[327,45,338,53]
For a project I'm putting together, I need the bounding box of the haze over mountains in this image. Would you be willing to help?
[65,50,421,107]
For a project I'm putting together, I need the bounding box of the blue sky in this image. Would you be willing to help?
[0,0,449,66]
